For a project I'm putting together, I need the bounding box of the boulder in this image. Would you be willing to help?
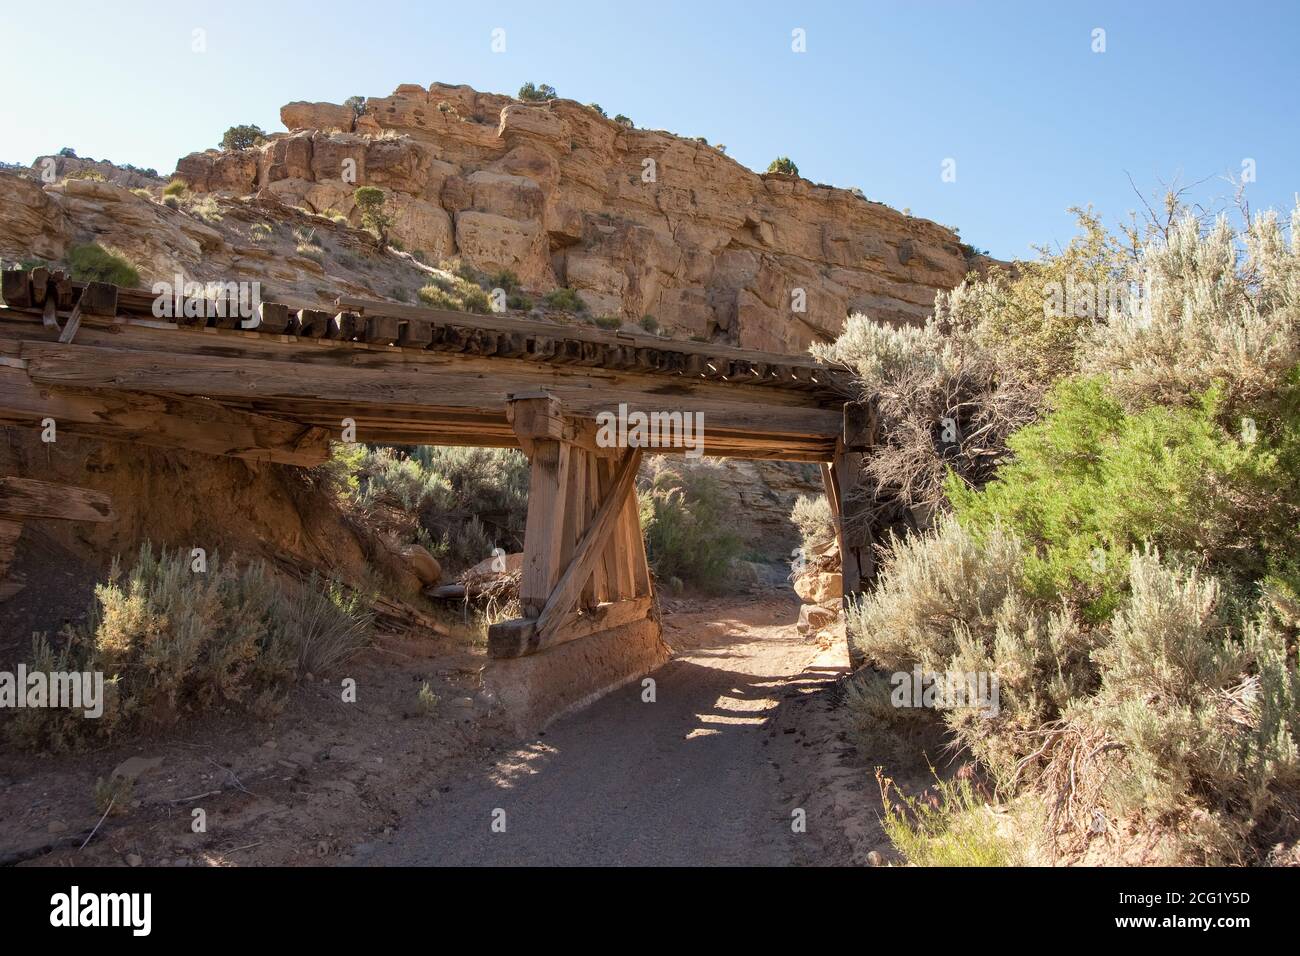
[797,603,838,636]
[400,544,442,586]
[281,101,357,132]
[794,571,842,604]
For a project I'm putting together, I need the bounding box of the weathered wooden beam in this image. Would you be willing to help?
[0,476,113,523]
[517,433,572,617]
[1,271,31,309]
[843,397,878,451]
[16,336,840,450]
[0,368,331,466]
[488,596,653,659]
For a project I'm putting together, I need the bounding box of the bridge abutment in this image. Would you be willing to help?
[485,392,665,731]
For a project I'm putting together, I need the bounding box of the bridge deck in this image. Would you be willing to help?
[0,269,853,462]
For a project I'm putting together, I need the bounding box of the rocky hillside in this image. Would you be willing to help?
[0,80,988,573]
[173,82,989,352]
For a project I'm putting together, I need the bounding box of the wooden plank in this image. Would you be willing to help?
[596,457,631,600]
[518,439,571,617]
[0,476,113,522]
[559,445,589,602]
[364,314,400,345]
[328,311,361,340]
[30,268,50,307]
[582,451,607,607]
[488,596,653,659]
[56,302,84,345]
[296,309,330,338]
[832,445,871,672]
[534,447,642,640]
[1,272,31,309]
[256,302,292,334]
[624,477,652,599]
[338,295,831,370]
[80,282,118,318]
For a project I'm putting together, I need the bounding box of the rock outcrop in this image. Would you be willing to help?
[176,82,990,352]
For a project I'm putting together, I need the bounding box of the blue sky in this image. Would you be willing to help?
[2,0,1296,259]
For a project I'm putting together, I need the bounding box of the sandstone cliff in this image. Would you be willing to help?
[174,82,988,352]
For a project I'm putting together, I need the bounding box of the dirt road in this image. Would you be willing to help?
[354,594,850,866]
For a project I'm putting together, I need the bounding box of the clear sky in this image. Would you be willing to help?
[2,0,1296,260]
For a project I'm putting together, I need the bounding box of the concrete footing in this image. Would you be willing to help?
[482,617,670,735]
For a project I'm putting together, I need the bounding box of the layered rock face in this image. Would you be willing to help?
[177,82,986,352]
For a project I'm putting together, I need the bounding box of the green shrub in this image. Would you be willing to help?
[353,186,391,248]
[162,178,188,197]
[191,196,223,223]
[487,269,520,292]
[586,103,607,117]
[460,285,491,314]
[638,314,659,334]
[518,82,557,102]
[543,287,586,312]
[220,124,267,151]
[418,285,459,310]
[949,376,1300,620]
[67,243,141,288]
[277,573,373,676]
[638,459,743,592]
[790,494,837,573]
[613,114,634,128]
[592,315,621,330]
[766,156,799,176]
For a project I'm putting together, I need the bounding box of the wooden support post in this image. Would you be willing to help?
[511,393,572,617]
[493,391,655,659]
[829,397,879,671]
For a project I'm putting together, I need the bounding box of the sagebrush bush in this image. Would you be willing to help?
[878,769,1021,866]
[6,546,371,751]
[335,445,529,570]
[790,494,836,571]
[638,458,743,592]
[1085,209,1300,420]
[833,195,1300,864]
[418,269,491,313]
[845,521,1299,862]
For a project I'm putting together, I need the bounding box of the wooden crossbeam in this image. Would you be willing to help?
[488,596,652,659]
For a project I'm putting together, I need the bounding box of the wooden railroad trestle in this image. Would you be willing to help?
[0,268,880,664]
